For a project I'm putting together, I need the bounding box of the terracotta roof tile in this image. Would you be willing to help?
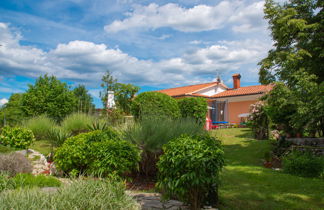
[211,84,273,98]
[156,82,218,97]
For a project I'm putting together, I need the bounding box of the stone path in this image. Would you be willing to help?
[126,191,188,210]
[16,149,49,175]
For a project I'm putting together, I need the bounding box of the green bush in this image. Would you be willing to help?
[23,115,56,140]
[124,118,205,176]
[61,113,95,135]
[0,179,139,210]
[178,97,208,125]
[0,153,33,176]
[282,150,324,178]
[131,92,180,120]
[55,129,140,177]
[157,134,225,209]
[0,126,35,149]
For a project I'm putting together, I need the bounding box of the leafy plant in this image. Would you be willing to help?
[124,118,205,176]
[61,113,95,135]
[47,127,71,148]
[87,119,108,131]
[54,129,139,177]
[282,150,324,178]
[0,179,139,210]
[131,92,181,120]
[0,153,33,176]
[178,97,208,125]
[157,134,224,209]
[23,115,56,140]
[0,126,35,149]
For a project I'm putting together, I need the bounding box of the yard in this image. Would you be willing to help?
[213,128,324,210]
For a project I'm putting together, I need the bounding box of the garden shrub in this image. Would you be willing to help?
[54,129,139,177]
[248,101,269,140]
[124,118,205,176]
[23,115,56,140]
[0,153,33,176]
[61,113,95,135]
[157,134,224,209]
[282,150,324,178]
[131,92,180,120]
[0,179,139,210]
[0,126,35,149]
[178,97,208,125]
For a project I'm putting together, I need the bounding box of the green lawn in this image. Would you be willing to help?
[212,128,324,210]
[29,140,53,156]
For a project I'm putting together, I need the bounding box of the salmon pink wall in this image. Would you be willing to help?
[228,100,257,123]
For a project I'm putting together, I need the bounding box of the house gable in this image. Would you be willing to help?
[194,84,227,96]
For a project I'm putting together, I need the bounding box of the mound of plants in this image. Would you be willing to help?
[23,115,56,140]
[0,126,35,149]
[282,150,324,178]
[157,134,224,209]
[0,179,138,210]
[55,129,140,177]
[0,153,33,176]
[124,118,205,176]
[131,92,180,120]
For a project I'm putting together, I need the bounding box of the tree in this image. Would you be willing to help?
[0,93,25,126]
[21,75,77,121]
[114,83,140,115]
[100,71,140,114]
[259,0,324,136]
[73,85,95,113]
[259,0,323,85]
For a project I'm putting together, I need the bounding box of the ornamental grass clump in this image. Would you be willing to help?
[0,179,139,210]
[23,115,56,140]
[61,113,95,135]
[157,134,224,210]
[124,118,205,176]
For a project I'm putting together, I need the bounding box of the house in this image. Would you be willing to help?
[157,74,272,124]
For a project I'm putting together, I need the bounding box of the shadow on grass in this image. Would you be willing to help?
[219,166,324,210]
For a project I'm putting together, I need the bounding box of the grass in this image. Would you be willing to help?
[0,145,16,153]
[212,128,324,210]
[29,139,53,156]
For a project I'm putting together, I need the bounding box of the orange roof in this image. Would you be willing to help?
[156,82,219,97]
[211,84,273,98]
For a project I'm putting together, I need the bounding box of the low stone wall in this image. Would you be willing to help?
[286,138,324,155]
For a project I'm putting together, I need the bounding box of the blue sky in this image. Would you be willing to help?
[0,0,280,107]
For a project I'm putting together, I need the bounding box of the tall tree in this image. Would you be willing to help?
[73,84,95,113]
[260,0,324,136]
[100,71,140,114]
[259,0,323,85]
[0,93,25,126]
[22,75,77,121]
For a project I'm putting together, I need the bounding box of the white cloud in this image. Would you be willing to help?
[0,98,8,106]
[104,1,267,33]
[0,22,271,87]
